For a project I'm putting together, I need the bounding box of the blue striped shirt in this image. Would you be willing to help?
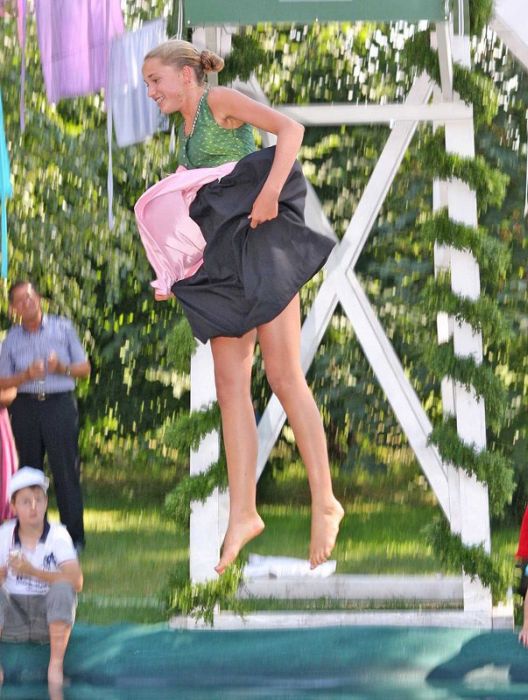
[0,314,87,394]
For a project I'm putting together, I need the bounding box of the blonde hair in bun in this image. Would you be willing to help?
[144,39,224,84]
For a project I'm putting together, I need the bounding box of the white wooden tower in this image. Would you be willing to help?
[182,0,501,626]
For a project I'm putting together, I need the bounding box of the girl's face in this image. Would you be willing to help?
[142,57,188,114]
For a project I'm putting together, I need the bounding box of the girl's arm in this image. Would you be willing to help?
[208,87,305,228]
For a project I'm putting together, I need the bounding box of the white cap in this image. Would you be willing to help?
[8,467,49,500]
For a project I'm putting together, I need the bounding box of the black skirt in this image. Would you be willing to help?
[172,147,335,342]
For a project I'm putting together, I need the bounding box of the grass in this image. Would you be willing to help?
[49,452,520,625]
[48,503,187,624]
[47,447,189,624]
[251,502,449,574]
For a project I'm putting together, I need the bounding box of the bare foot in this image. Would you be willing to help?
[48,660,64,687]
[215,514,265,575]
[310,499,344,568]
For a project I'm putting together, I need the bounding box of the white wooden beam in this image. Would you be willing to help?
[189,29,226,583]
[340,272,450,513]
[277,101,472,125]
[189,342,226,582]
[435,21,454,99]
[252,74,450,516]
[492,16,528,72]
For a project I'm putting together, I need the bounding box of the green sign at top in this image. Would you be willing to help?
[184,0,448,26]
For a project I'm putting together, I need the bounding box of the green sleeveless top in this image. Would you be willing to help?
[177,90,256,169]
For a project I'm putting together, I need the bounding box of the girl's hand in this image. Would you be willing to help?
[519,627,528,647]
[248,186,279,229]
[154,292,174,301]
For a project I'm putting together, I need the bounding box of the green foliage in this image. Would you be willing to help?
[453,65,499,127]
[419,211,511,287]
[164,403,220,453]
[165,317,197,373]
[400,32,438,80]
[164,457,228,526]
[420,277,511,344]
[417,131,509,211]
[401,32,499,126]
[164,564,245,626]
[425,517,510,601]
[469,0,494,36]
[422,343,506,426]
[221,33,268,84]
[429,421,515,516]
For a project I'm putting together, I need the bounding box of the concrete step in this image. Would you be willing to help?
[238,574,463,601]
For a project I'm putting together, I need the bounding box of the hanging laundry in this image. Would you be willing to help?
[106,18,167,228]
[0,90,12,278]
[109,18,168,147]
[35,0,124,103]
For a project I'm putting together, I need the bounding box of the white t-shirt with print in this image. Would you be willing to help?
[0,519,77,595]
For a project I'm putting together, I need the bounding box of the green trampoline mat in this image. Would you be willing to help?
[1,624,527,699]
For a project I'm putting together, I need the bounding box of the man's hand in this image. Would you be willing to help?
[0,565,7,584]
[47,352,59,374]
[519,627,528,648]
[26,359,45,381]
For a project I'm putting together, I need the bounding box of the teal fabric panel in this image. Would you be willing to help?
[1,624,528,697]
[184,0,447,25]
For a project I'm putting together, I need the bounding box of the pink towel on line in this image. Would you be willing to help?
[134,162,236,296]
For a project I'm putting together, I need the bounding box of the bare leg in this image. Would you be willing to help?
[48,621,72,686]
[258,296,344,567]
[211,330,265,574]
[48,680,65,700]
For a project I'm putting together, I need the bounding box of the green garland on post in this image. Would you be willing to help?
[164,456,228,526]
[403,1,513,602]
[419,210,511,286]
[428,421,515,517]
[164,404,221,453]
[416,131,509,211]
[422,343,507,426]
[420,278,510,344]
[164,565,245,626]
[402,32,499,127]
[426,518,510,601]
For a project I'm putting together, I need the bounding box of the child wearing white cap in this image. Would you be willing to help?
[0,466,83,687]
